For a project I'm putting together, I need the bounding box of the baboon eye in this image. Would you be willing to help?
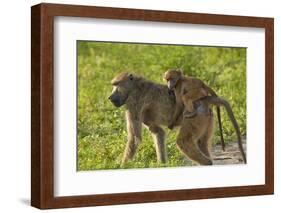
[129,74,133,81]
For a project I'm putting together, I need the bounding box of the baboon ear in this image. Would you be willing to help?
[129,74,134,81]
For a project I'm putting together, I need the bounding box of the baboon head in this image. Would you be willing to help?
[108,72,136,107]
[163,69,183,90]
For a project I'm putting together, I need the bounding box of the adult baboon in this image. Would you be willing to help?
[108,72,178,165]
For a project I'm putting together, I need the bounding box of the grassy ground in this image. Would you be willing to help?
[77,41,246,171]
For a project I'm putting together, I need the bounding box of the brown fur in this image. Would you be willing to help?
[163,69,215,165]
[109,72,178,165]
[163,69,225,152]
[164,70,208,117]
[163,69,246,164]
[177,111,214,165]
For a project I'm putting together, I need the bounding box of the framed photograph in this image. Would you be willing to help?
[31,3,274,209]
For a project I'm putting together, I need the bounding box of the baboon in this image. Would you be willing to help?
[164,69,209,118]
[164,69,246,165]
[108,72,178,165]
[163,68,225,151]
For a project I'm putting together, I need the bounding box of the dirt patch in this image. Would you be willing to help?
[212,141,246,165]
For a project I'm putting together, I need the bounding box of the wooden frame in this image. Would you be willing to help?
[31,3,274,209]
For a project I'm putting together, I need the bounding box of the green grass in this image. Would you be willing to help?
[77,41,246,171]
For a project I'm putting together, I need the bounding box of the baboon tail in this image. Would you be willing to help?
[204,96,247,163]
[216,106,225,151]
[219,98,247,164]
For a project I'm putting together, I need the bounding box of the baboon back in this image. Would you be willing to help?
[138,81,176,127]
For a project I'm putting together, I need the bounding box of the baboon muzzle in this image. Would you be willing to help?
[108,95,123,107]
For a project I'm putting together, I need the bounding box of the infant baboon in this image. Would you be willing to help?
[164,69,209,118]
[163,68,226,151]
[109,72,178,165]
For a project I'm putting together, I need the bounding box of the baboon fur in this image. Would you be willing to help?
[109,72,178,165]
